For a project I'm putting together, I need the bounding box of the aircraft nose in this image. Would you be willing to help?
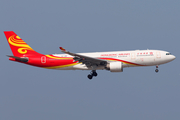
[172,55,176,60]
[167,55,176,63]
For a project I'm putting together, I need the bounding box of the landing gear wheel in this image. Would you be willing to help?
[88,74,93,79]
[155,69,159,73]
[87,70,98,79]
[155,65,159,73]
[92,72,97,77]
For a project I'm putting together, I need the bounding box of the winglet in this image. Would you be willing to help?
[59,47,66,52]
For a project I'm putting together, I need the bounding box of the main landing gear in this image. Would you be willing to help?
[87,70,98,80]
[155,65,159,73]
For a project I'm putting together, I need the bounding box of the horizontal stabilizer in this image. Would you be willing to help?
[7,55,29,62]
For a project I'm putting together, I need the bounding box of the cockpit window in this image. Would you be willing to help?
[166,53,171,55]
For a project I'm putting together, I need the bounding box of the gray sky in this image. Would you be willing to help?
[0,0,180,120]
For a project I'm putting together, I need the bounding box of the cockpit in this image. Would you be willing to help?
[166,53,171,55]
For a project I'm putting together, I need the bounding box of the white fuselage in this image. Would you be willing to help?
[52,50,176,70]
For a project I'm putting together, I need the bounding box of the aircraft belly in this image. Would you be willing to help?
[55,66,74,70]
[73,64,104,70]
[73,64,89,70]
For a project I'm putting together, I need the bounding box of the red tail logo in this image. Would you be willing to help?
[4,31,41,57]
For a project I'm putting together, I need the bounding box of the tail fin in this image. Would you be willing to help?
[4,31,42,57]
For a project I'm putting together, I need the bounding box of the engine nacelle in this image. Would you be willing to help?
[105,62,123,72]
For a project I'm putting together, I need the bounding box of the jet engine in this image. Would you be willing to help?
[105,62,123,72]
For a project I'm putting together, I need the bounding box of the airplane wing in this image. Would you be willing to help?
[59,47,107,67]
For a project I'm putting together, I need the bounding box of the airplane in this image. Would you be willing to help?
[4,31,176,79]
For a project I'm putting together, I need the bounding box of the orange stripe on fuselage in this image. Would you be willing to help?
[38,55,78,69]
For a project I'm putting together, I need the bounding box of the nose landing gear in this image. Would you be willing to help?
[155,65,159,73]
[87,70,98,80]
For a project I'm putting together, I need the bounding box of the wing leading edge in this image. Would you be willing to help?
[59,47,107,67]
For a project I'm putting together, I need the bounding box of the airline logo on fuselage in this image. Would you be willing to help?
[100,52,154,57]
[101,53,130,56]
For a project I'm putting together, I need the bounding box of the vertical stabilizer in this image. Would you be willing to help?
[4,31,42,57]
